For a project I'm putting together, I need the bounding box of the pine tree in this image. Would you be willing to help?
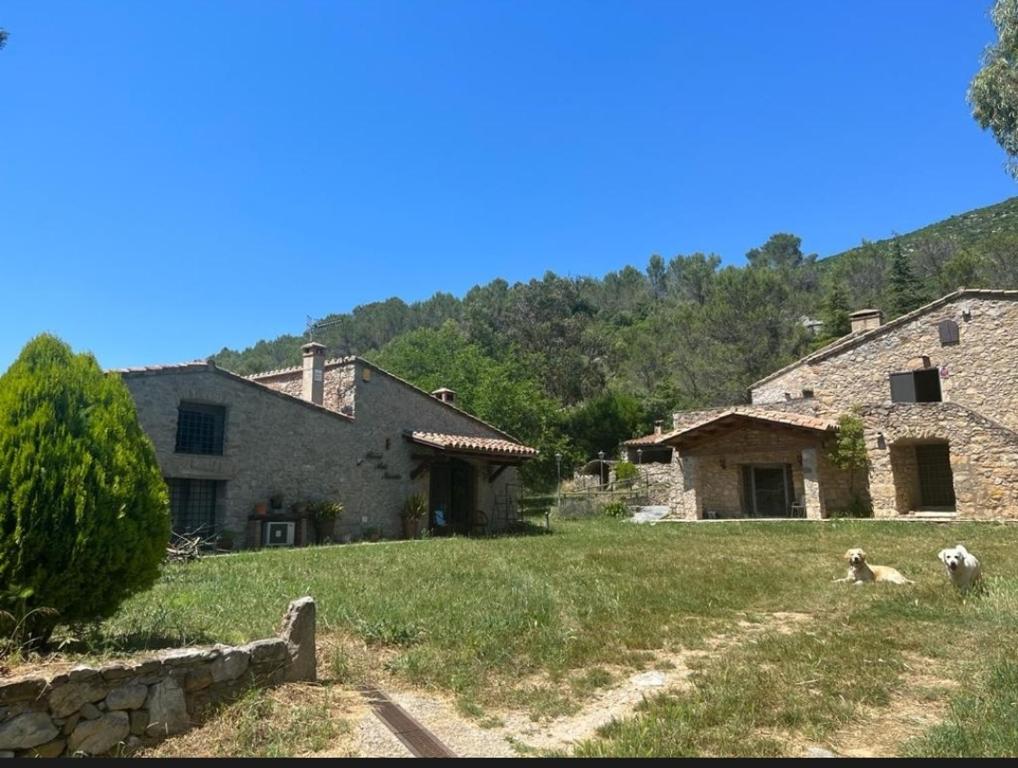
[820,283,852,339]
[887,243,926,316]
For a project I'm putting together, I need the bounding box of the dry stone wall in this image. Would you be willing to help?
[0,598,316,758]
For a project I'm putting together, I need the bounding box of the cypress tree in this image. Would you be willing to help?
[0,334,170,643]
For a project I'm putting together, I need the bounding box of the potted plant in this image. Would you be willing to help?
[307,500,343,544]
[253,500,269,518]
[401,493,427,539]
[269,492,284,511]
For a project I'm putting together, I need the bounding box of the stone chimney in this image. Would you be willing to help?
[654,419,663,436]
[849,308,883,334]
[432,387,456,405]
[301,342,326,405]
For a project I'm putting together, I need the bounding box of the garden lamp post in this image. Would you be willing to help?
[554,452,562,531]
[598,450,605,490]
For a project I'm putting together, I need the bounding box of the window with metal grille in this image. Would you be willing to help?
[915,444,956,508]
[167,478,218,536]
[175,402,225,455]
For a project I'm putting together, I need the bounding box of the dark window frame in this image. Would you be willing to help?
[175,402,226,455]
[938,319,960,346]
[167,478,219,537]
[889,368,942,403]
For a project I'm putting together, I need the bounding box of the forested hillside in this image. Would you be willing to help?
[213,196,1018,488]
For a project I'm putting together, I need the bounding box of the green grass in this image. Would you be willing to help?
[58,518,1018,755]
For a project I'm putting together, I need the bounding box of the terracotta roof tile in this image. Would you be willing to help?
[407,431,538,459]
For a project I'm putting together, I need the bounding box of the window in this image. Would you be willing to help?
[175,402,225,455]
[890,368,942,403]
[167,478,218,536]
[801,388,814,399]
[938,319,960,346]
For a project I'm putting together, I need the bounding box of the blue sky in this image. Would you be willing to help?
[0,1,1013,369]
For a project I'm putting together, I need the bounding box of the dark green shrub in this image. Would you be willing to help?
[613,461,638,487]
[601,499,630,519]
[0,335,170,644]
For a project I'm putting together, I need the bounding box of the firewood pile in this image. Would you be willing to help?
[165,531,213,562]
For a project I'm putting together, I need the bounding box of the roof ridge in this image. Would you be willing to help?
[751,288,1018,391]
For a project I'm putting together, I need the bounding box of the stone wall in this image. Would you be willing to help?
[0,598,316,758]
[751,295,1018,431]
[860,402,1018,519]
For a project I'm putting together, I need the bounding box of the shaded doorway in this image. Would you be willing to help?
[742,464,794,517]
[915,443,956,508]
[429,459,476,535]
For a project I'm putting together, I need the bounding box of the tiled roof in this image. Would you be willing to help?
[111,361,212,374]
[751,288,1018,390]
[662,407,837,443]
[247,357,357,379]
[407,431,538,459]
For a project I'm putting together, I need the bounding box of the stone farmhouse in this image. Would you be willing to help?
[623,288,1018,521]
[118,343,536,548]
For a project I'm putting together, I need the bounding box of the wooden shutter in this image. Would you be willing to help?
[938,319,960,346]
[889,372,916,403]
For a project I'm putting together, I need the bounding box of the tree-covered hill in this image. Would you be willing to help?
[212,196,1018,488]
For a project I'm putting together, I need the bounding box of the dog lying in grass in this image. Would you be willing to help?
[938,544,982,591]
[834,548,913,585]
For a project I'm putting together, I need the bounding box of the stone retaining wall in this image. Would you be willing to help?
[0,597,316,758]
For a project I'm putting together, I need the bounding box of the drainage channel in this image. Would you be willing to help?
[360,685,458,758]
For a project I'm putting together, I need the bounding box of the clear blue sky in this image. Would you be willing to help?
[1,1,1014,369]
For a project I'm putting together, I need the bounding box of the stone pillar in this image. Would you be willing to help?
[280,597,316,683]
[671,454,700,520]
[301,342,326,406]
[801,447,822,519]
[245,518,263,550]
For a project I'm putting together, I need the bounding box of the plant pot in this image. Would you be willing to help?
[254,501,269,517]
[402,517,420,540]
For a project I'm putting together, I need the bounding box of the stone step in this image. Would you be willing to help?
[628,506,670,524]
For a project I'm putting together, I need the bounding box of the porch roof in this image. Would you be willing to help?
[404,431,538,460]
[660,408,838,446]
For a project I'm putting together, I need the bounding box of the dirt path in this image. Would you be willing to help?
[348,611,813,757]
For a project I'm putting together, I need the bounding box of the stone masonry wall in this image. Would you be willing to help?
[860,402,1018,519]
[751,296,1018,431]
[0,598,316,758]
[122,368,360,543]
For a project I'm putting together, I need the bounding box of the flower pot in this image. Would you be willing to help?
[402,517,420,540]
[254,501,268,517]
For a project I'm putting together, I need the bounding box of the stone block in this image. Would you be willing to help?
[48,678,107,718]
[21,738,66,758]
[0,712,59,751]
[129,710,148,737]
[106,683,148,711]
[242,638,289,666]
[279,597,316,683]
[210,649,250,683]
[67,712,130,756]
[144,679,189,737]
[0,678,46,706]
[79,702,102,720]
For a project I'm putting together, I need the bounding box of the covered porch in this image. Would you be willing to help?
[660,410,853,520]
[404,431,537,535]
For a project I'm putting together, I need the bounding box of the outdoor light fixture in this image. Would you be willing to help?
[637,448,643,465]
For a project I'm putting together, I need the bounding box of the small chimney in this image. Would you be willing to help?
[432,387,456,405]
[849,308,883,334]
[301,342,326,405]
[654,419,663,436]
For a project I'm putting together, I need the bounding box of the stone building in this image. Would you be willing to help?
[118,343,535,548]
[623,289,1018,520]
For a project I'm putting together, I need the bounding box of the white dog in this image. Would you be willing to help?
[938,544,982,591]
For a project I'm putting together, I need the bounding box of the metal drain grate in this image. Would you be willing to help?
[360,685,457,758]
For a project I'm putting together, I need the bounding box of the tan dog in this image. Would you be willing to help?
[834,548,913,585]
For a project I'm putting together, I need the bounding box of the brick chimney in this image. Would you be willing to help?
[301,342,326,405]
[849,308,883,334]
[432,387,456,405]
[654,419,663,436]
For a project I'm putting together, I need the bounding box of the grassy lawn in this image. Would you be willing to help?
[59,519,1018,755]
